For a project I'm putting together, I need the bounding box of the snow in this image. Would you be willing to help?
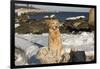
[15,24,20,28]
[62,32,94,51]
[66,16,85,20]
[15,34,39,59]
[43,14,56,18]
[50,14,56,18]
[43,15,49,18]
[15,32,94,64]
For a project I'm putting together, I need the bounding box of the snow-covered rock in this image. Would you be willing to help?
[66,16,85,20]
[15,32,94,64]
[15,24,20,28]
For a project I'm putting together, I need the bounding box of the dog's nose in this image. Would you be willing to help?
[55,26,58,28]
[52,26,58,30]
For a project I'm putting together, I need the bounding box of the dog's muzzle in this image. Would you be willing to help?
[52,26,59,30]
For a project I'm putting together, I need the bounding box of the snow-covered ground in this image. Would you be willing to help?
[15,32,95,65]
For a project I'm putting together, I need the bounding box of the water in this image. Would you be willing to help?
[29,12,88,21]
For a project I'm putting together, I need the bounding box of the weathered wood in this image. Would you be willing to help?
[88,8,95,30]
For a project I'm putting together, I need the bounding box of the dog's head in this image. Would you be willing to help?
[43,18,60,30]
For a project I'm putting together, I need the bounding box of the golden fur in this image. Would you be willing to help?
[36,18,66,63]
[45,18,64,62]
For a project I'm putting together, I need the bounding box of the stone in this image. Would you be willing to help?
[70,51,86,62]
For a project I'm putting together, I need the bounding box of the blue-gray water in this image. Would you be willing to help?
[29,12,88,21]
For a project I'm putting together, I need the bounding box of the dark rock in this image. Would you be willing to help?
[70,51,86,62]
[28,55,41,64]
